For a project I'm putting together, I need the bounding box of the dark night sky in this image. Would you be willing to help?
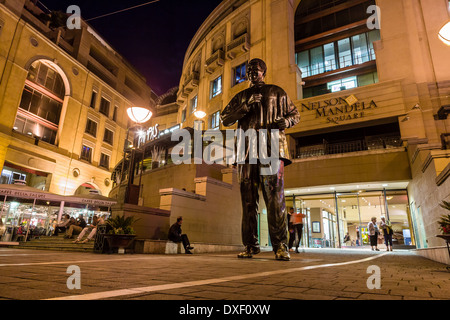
[41,0,223,95]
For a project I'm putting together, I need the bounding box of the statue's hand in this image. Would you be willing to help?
[247,93,262,106]
[275,117,288,130]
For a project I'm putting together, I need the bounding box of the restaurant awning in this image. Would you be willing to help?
[0,184,117,206]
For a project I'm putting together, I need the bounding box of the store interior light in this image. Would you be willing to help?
[438,21,450,45]
[127,106,152,124]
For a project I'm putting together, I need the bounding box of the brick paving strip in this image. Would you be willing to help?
[45,252,390,300]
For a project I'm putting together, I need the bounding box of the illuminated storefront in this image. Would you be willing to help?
[0,184,116,242]
[285,182,413,249]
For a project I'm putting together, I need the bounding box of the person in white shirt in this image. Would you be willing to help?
[73,215,104,244]
[368,217,380,251]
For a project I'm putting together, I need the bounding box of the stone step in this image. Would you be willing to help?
[13,235,95,253]
[14,245,94,252]
[134,239,245,254]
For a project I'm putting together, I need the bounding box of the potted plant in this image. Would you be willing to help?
[103,214,139,253]
[438,201,450,234]
[151,146,163,169]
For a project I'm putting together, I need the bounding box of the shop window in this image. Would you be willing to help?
[80,145,93,162]
[211,76,222,98]
[99,153,110,169]
[85,118,97,137]
[89,90,97,109]
[190,95,198,114]
[103,128,114,145]
[232,62,247,86]
[99,97,110,116]
[209,111,220,130]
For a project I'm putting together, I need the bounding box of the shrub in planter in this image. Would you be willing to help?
[104,215,140,253]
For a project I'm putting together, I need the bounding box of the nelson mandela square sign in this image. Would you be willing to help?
[300,94,378,124]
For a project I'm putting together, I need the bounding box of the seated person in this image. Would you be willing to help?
[168,216,194,254]
[54,214,73,236]
[73,215,105,244]
[64,215,87,239]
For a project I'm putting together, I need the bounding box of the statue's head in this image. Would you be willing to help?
[247,58,267,83]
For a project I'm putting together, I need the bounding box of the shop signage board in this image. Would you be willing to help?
[137,124,159,147]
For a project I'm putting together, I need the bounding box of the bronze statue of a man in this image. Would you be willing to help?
[220,58,300,261]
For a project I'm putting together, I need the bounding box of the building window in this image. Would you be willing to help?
[190,96,198,114]
[80,145,93,162]
[85,118,97,137]
[296,30,380,78]
[327,76,358,93]
[232,62,247,86]
[181,108,187,122]
[303,71,378,98]
[209,111,220,130]
[323,43,337,72]
[90,90,97,109]
[99,153,110,169]
[211,76,222,98]
[13,60,65,145]
[103,128,114,145]
[99,97,110,116]
[112,106,118,122]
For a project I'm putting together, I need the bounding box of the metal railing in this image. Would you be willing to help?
[296,136,403,159]
[299,49,376,78]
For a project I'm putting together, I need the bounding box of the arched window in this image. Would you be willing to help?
[74,182,102,196]
[13,60,66,145]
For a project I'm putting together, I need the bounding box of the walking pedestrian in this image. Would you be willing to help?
[380,216,394,251]
[288,208,306,253]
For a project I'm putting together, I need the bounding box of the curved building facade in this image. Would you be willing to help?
[114,0,450,262]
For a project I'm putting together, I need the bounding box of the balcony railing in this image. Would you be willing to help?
[296,136,403,159]
[226,33,250,59]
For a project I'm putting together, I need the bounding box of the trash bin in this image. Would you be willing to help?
[93,224,112,253]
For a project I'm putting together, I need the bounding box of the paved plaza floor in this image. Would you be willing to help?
[0,247,448,314]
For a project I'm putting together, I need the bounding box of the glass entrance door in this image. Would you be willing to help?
[286,188,414,249]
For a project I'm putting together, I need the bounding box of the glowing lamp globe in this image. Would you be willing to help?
[194,110,206,119]
[438,21,450,46]
[127,107,152,124]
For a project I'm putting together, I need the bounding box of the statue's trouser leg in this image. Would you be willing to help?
[260,160,288,253]
[238,163,260,249]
